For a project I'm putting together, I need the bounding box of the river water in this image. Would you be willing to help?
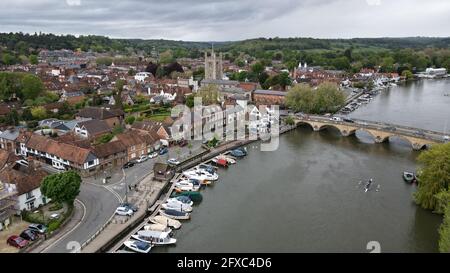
[154,79,448,253]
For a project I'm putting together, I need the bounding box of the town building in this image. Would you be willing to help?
[204,49,223,80]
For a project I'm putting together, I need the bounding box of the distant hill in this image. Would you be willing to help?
[1,32,449,55]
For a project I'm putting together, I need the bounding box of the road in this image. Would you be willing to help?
[41,141,204,253]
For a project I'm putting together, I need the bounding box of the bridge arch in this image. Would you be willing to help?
[317,124,357,137]
[296,121,315,131]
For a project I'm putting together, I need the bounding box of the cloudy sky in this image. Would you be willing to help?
[1,0,449,41]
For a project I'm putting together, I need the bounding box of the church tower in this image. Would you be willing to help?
[204,46,223,80]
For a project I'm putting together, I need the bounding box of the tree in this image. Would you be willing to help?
[195,85,220,105]
[2,53,16,65]
[313,82,346,113]
[414,143,450,211]
[402,70,414,80]
[159,50,174,64]
[40,171,81,205]
[286,84,315,113]
[186,94,195,108]
[439,204,450,253]
[5,109,19,126]
[113,79,126,110]
[285,116,295,126]
[21,74,44,100]
[286,82,345,114]
[29,55,38,65]
[125,115,136,125]
[31,106,47,120]
[21,107,33,121]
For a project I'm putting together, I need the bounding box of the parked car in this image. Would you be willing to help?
[136,155,148,163]
[16,159,29,167]
[20,229,38,241]
[115,206,133,216]
[50,213,60,220]
[330,117,342,122]
[343,118,355,123]
[167,158,181,166]
[443,135,449,141]
[178,140,188,147]
[120,202,138,212]
[28,224,47,234]
[123,161,135,169]
[7,235,29,249]
[148,152,158,159]
[159,147,168,155]
[53,164,66,171]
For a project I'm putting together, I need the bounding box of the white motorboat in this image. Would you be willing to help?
[144,223,172,233]
[217,155,236,164]
[183,169,219,181]
[168,196,194,206]
[133,230,177,246]
[123,240,152,253]
[149,215,182,229]
[162,200,193,213]
[159,209,190,220]
[175,179,201,192]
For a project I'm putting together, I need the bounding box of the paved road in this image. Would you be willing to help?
[43,183,119,253]
[41,141,204,253]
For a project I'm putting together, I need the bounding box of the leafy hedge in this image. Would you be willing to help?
[439,205,450,253]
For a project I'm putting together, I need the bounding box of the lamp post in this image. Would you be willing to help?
[124,168,128,204]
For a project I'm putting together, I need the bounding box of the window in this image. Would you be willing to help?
[26,192,34,200]
[26,202,35,210]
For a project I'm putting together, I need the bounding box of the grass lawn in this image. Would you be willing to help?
[147,114,170,122]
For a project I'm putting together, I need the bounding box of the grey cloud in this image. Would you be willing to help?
[0,0,449,40]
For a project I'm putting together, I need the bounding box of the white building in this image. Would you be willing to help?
[134,72,151,82]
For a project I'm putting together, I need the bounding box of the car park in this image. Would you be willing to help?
[7,235,29,249]
[115,206,134,216]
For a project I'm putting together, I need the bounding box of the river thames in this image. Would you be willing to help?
[154,79,449,253]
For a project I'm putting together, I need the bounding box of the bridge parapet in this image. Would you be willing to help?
[293,115,446,150]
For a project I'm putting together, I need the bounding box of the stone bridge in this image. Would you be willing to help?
[294,115,448,150]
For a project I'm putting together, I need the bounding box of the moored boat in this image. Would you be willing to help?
[162,200,193,212]
[183,169,219,181]
[149,215,182,229]
[132,230,177,246]
[144,223,172,233]
[171,191,203,203]
[160,209,190,220]
[168,196,194,206]
[403,171,417,184]
[123,240,152,253]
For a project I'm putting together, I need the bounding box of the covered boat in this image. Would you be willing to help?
[149,215,182,229]
[144,223,172,233]
[171,191,203,203]
[160,209,190,220]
